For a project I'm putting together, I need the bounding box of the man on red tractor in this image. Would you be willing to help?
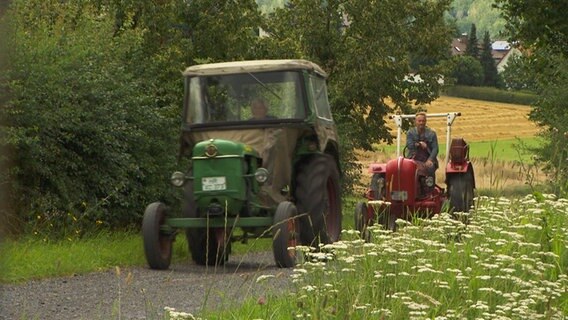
[406,112,439,195]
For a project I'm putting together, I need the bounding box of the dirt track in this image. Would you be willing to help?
[0,252,292,320]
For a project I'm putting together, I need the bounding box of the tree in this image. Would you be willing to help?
[479,31,500,87]
[449,0,506,39]
[495,0,568,195]
[494,0,568,57]
[526,53,568,195]
[0,0,265,235]
[465,23,479,58]
[500,52,537,91]
[449,55,484,86]
[259,0,454,189]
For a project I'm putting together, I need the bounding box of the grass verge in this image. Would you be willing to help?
[0,228,273,284]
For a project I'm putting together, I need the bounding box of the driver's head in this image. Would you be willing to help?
[415,112,427,132]
[251,98,268,119]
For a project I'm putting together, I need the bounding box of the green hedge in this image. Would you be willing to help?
[442,85,538,106]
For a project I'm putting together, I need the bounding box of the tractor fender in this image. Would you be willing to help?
[446,164,476,189]
[445,160,470,174]
[369,163,387,174]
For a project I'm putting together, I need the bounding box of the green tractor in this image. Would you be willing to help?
[142,60,342,269]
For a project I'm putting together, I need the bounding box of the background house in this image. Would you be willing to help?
[451,35,520,73]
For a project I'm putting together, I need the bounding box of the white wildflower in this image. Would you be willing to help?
[256,274,275,283]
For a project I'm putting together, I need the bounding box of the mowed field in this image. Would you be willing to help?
[418,96,539,142]
[356,96,544,192]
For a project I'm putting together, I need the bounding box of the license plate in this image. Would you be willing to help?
[202,177,226,191]
[391,191,407,201]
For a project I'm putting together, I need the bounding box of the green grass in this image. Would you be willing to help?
[0,231,159,283]
[0,228,274,284]
[181,193,568,320]
[373,137,543,162]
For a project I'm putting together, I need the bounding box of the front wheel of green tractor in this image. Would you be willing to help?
[295,154,342,247]
[272,201,300,268]
[142,202,173,270]
[183,176,229,266]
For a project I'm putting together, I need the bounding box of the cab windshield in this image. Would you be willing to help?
[185,71,306,124]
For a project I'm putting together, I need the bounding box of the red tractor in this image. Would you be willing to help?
[355,112,475,232]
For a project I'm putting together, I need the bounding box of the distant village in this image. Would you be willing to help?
[451,34,520,74]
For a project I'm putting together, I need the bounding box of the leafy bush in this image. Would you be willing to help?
[0,2,181,236]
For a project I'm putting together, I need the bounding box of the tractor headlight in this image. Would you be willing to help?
[370,174,385,191]
[425,176,434,187]
[254,168,269,184]
[170,171,186,187]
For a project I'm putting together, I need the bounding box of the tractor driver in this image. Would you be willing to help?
[250,98,276,120]
[406,112,439,176]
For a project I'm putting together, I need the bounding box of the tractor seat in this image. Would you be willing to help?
[450,137,469,163]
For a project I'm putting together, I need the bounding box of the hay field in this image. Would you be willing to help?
[420,96,539,142]
[356,96,545,192]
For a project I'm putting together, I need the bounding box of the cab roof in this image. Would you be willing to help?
[182,59,328,78]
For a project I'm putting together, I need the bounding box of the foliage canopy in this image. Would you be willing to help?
[495,0,568,195]
[1,0,454,235]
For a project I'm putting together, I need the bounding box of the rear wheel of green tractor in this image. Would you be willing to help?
[272,201,300,268]
[183,175,229,266]
[142,202,173,270]
[295,154,342,247]
[448,173,475,213]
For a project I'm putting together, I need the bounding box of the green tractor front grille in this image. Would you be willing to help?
[193,156,247,214]
[192,138,260,216]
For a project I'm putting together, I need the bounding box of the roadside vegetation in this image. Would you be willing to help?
[168,193,568,319]
[0,139,546,284]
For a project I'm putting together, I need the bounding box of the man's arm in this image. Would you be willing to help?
[406,128,418,156]
[428,130,439,161]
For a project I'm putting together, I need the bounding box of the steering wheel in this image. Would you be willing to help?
[404,141,431,160]
[403,145,412,159]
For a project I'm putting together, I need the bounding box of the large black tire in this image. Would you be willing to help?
[295,154,342,247]
[183,174,228,266]
[272,201,300,268]
[448,173,475,213]
[142,202,173,270]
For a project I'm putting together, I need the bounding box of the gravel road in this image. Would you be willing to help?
[0,251,294,320]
